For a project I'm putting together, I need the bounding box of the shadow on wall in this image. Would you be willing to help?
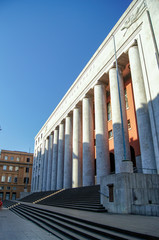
[35,95,159,190]
[111,99,158,174]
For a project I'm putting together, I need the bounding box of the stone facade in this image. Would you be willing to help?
[32,0,159,215]
[0,150,33,200]
[100,173,159,216]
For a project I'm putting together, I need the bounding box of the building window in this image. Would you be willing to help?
[5,156,8,160]
[26,167,29,173]
[9,166,13,171]
[125,88,129,109]
[26,158,30,163]
[0,186,4,190]
[10,156,14,160]
[1,176,5,182]
[7,186,10,190]
[16,157,20,162]
[12,193,16,200]
[15,166,19,171]
[107,184,114,202]
[8,176,12,182]
[107,102,112,121]
[128,119,131,130]
[3,165,7,171]
[14,177,17,183]
[24,177,29,184]
[6,192,10,200]
[13,187,16,190]
[108,130,113,139]
[0,193,3,199]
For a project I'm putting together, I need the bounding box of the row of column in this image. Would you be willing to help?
[32,44,157,192]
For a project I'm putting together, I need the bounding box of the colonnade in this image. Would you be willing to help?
[32,44,158,192]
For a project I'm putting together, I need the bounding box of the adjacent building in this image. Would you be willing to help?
[0,150,33,200]
[32,0,159,200]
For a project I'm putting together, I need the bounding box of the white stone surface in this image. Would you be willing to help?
[64,116,73,189]
[109,67,131,173]
[51,128,59,190]
[94,84,110,183]
[57,123,65,189]
[38,143,45,191]
[72,107,82,188]
[82,97,95,186]
[139,0,159,173]
[46,134,53,190]
[129,45,156,173]
[42,138,49,191]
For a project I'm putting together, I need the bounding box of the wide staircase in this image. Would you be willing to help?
[4,201,156,240]
[19,190,56,203]
[37,185,105,212]
[3,185,158,240]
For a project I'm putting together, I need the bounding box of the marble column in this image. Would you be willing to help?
[38,143,45,192]
[46,133,53,191]
[128,45,156,173]
[64,115,73,189]
[37,146,42,192]
[94,83,110,183]
[82,96,95,186]
[33,156,36,192]
[142,0,159,173]
[51,128,59,190]
[109,67,132,173]
[42,137,49,191]
[33,156,37,192]
[31,157,36,192]
[35,152,39,191]
[57,122,65,189]
[72,107,82,188]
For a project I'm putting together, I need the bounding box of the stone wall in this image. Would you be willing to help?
[100,173,159,216]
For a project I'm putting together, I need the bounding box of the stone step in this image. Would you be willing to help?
[11,204,143,240]
[46,202,103,207]
[20,191,56,203]
[42,205,106,212]
[10,207,78,240]
[37,185,102,210]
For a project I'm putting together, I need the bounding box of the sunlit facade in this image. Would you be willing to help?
[32,0,159,195]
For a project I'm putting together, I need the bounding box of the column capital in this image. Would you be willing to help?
[60,119,65,124]
[130,39,138,48]
[66,111,73,118]
[83,93,94,99]
[55,126,59,130]
[95,80,107,86]
[75,101,82,109]
[111,63,125,71]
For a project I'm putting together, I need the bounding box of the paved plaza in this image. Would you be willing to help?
[0,207,59,240]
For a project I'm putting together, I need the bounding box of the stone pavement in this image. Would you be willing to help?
[0,207,60,240]
[1,203,159,239]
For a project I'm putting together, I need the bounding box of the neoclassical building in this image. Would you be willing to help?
[31,0,159,197]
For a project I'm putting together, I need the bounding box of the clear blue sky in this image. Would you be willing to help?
[0,0,132,153]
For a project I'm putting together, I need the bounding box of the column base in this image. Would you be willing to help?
[120,160,133,173]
